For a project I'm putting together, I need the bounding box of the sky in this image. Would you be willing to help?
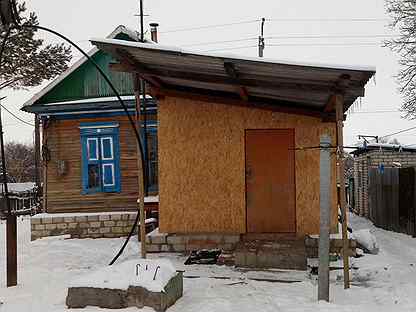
[2,0,414,146]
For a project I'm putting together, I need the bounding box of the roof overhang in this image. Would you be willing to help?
[90,38,375,120]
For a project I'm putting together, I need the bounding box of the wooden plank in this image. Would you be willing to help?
[335,94,350,289]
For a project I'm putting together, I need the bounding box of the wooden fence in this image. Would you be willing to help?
[368,167,416,236]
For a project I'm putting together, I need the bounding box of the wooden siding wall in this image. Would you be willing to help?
[158,97,338,236]
[44,115,148,213]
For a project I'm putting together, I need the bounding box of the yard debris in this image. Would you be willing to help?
[184,249,221,265]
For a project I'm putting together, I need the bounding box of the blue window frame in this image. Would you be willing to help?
[80,122,121,194]
[142,124,158,192]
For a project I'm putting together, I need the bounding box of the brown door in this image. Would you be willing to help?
[245,129,296,233]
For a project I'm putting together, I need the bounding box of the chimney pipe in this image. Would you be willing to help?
[149,23,159,43]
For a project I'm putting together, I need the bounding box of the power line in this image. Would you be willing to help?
[268,42,382,47]
[183,36,258,47]
[203,44,258,52]
[160,19,261,34]
[0,104,34,127]
[266,18,388,22]
[379,126,416,140]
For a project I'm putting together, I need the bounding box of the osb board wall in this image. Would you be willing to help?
[158,97,337,236]
[44,115,150,213]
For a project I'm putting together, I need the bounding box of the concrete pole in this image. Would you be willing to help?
[318,135,331,301]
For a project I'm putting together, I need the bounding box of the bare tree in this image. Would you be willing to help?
[2,141,35,182]
[386,0,416,118]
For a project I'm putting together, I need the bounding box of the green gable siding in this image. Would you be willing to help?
[35,51,134,104]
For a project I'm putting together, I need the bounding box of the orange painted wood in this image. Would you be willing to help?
[245,129,296,233]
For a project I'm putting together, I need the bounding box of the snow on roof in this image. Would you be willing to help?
[352,142,416,155]
[90,38,376,73]
[70,259,177,292]
[22,25,142,110]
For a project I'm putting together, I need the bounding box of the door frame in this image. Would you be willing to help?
[244,128,297,233]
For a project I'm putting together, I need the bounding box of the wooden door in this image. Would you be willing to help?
[245,129,296,233]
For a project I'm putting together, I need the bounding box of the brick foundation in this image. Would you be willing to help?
[31,212,143,240]
[145,231,241,253]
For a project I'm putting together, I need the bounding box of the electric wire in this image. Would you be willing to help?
[0,103,34,127]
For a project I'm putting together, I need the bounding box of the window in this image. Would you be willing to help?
[80,122,121,194]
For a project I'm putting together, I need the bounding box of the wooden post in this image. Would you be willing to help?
[134,74,146,259]
[0,100,17,287]
[34,115,41,191]
[42,120,48,213]
[318,135,331,301]
[335,94,350,289]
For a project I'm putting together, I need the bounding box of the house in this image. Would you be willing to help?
[351,143,416,235]
[22,26,159,240]
[91,39,375,261]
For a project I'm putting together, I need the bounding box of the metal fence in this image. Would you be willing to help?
[368,167,416,236]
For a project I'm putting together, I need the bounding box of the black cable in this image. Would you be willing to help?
[0,103,34,127]
[7,22,147,265]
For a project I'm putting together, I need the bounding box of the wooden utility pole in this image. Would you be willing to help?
[335,94,350,289]
[134,76,146,259]
[0,99,17,287]
[318,135,331,301]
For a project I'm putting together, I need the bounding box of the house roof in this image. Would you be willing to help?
[22,26,141,112]
[351,142,416,156]
[90,39,376,118]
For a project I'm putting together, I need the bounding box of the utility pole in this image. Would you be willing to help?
[318,135,331,301]
[0,97,17,287]
[135,0,147,259]
[258,17,265,57]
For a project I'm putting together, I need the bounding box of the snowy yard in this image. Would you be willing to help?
[1,214,416,311]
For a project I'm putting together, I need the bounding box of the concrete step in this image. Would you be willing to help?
[234,239,307,270]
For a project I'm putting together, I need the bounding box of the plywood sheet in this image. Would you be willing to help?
[158,97,337,236]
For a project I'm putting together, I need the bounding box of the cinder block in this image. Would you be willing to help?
[129,214,138,220]
[31,218,41,225]
[112,227,123,233]
[90,222,101,228]
[42,218,53,224]
[116,221,127,227]
[111,214,122,221]
[104,233,117,238]
[104,221,116,227]
[171,244,185,252]
[121,214,130,221]
[99,215,110,221]
[88,228,100,234]
[57,223,68,229]
[79,223,90,228]
[167,235,185,245]
[99,227,110,234]
[146,244,161,253]
[75,216,88,222]
[224,235,240,244]
[68,223,78,229]
[87,215,99,222]
[35,224,46,230]
[45,224,57,230]
[52,217,64,223]
[160,244,171,252]
[151,234,167,245]
[64,217,75,223]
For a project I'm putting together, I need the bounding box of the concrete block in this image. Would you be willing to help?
[160,244,171,252]
[111,214,122,221]
[52,217,64,223]
[79,223,90,228]
[35,224,46,230]
[57,223,68,229]
[90,222,101,228]
[64,217,75,223]
[167,235,185,245]
[224,235,240,244]
[45,224,57,230]
[121,214,130,221]
[87,215,99,222]
[171,244,185,252]
[99,215,110,221]
[31,218,41,225]
[112,227,123,234]
[116,221,127,227]
[42,218,53,224]
[75,216,88,222]
[104,221,116,227]
[88,228,100,234]
[147,244,161,253]
[98,227,110,234]
[151,234,167,245]
[104,233,118,238]
[68,223,78,229]
[129,214,138,220]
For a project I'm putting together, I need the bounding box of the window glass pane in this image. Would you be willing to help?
[88,164,100,189]
[87,138,98,160]
[101,137,113,160]
[102,164,115,186]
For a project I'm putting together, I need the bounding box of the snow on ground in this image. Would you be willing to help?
[1,214,416,311]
